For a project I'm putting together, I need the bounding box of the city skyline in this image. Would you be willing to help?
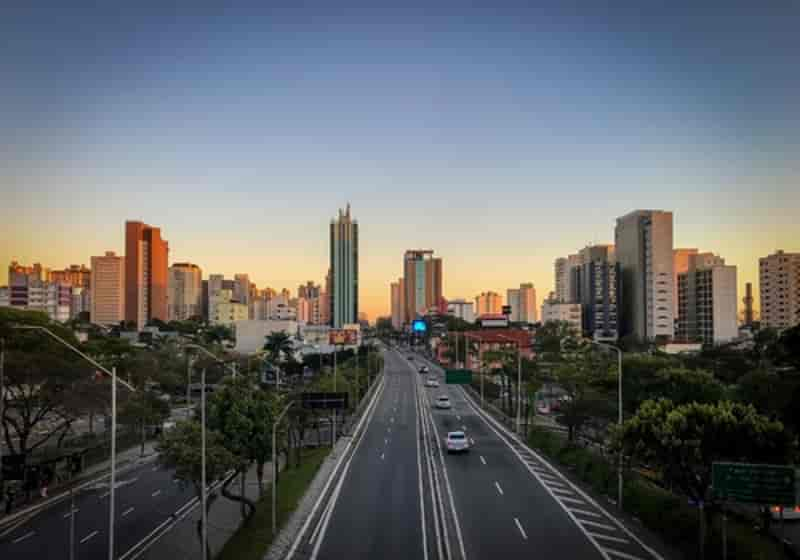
[2,4,799,320]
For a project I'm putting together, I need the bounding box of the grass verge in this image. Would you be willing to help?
[528,426,785,560]
[216,447,330,560]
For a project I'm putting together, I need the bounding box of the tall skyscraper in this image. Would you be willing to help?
[91,251,125,326]
[125,221,169,329]
[403,250,443,323]
[475,291,502,315]
[759,250,800,330]
[390,278,406,330]
[742,282,754,327]
[672,248,699,332]
[168,263,203,321]
[554,254,581,303]
[615,210,674,341]
[330,204,358,328]
[575,245,619,341]
[677,253,737,344]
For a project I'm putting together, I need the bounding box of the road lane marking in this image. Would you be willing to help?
[173,479,180,483]
[152,490,162,498]
[580,519,617,532]
[414,366,429,560]
[480,456,487,465]
[151,466,159,472]
[557,496,586,505]
[588,532,630,545]
[456,415,461,420]
[546,480,567,488]
[602,548,647,560]
[550,487,574,496]
[461,425,467,431]
[494,481,504,496]
[384,438,388,444]
[470,438,475,446]
[13,531,35,544]
[568,507,603,518]
[380,452,385,460]
[80,530,99,544]
[514,517,528,540]
[390,417,394,423]
[63,508,80,518]
[100,491,110,499]
[122,507,135,517]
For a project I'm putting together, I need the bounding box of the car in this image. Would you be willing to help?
[425,377,440,388]
[445,431,469,453]
[770,505,800,520]
[418,365,430,374]
[435,395,452,409]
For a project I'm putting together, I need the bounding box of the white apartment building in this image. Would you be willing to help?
[759,250,800,330]
[209,289,247,326]
[447,299,475,323]
[168,263,203,321]
[555,254,581,303]
[540,301,583,333]
[677,253,737,344]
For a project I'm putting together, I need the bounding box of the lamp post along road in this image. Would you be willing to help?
[10,325,135,560]
[273,401,294,534]
[201,368,207,560]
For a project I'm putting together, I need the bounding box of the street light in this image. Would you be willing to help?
[11,325,135,560]
[272,400,294,535]
[497,334,523,435]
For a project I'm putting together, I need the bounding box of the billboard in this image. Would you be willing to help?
[329,329,358,345]
[300,392,349,410]
[412,319,427,333]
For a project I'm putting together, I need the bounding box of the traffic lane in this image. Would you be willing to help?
[316,352,422,560]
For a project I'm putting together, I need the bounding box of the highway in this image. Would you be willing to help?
[289,346,667,560]
[0,458,196,560]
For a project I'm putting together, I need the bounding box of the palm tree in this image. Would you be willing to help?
[264,330,293,364]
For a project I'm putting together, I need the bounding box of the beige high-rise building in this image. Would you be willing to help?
[677,253,737,344]
[90,252,125,326]
[759,250,800,330]
[507,283,537,323]
[168,263,203,321]
[554,254,581,303]
[475,291,502,315]
[403,250,443,323]
[390,278,406,330]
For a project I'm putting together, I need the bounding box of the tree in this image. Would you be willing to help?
[156,420,238,557]
[535,321,577,357]
[264,331,293,364]
[118,392,170,456]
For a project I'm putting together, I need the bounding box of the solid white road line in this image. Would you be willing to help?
[12,531,35,544]
[494,481,504,496]
[514,517,528,540]
[414,361,430,560]
[602,548,647,560]
[151,490,162,498]
[480,456,487,466]
[580,519,617,532]
[588,531,630,545]
[63,508,79,518]
[469,438,475,446]
[568,507,603,518]
[80,530,99,544]
[122,507,135,517]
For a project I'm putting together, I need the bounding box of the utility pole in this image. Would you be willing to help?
[332,346,337,447]
[109,366,117,560]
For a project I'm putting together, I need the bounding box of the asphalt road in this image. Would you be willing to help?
[0,459,195,560]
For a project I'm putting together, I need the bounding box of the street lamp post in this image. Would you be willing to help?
[200,367,207,560]
[11,325,135,560]
[272,400,294,535]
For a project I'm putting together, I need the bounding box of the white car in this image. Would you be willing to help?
[425,377,440,388]
[445,431,470,454]
[435,395,451,409]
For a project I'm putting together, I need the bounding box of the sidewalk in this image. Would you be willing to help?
[0,440,158,529]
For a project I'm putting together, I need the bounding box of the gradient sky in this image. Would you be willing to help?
[2,2,798,320]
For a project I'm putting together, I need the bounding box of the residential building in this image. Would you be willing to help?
[330,204,358,328]
[6,261,74,322]
[615,210,674,341]
[318,292,331,325]
[507,288,520,321]
[70,286,90,319]
[233,274,250,307]
[49,264,91,288]
[209,289,248,326]
[90,251,125,326]
[759,250,800,330]
[390,278,405,330]
[554,254,581,303]
[742,282,755,327]
[677,253,738,344]
[507,283,537,323]
[297,297,312,323]
[168,263,203,321]
[447,299,475,323]
[673,248,699,332]
[575,246,619,341]
[475,291,502,315]
[125,220,169,329]
[402,250,443,324]
[541,300,583,333]
[298,281,321,300]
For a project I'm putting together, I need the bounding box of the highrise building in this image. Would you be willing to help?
[91,251,125,326]
[297,297,312,323]
[298,281,321,300]
[507,288,520,321]
[48,264,91,289]
[554,254,581,303]
[390,278,406,330]
[575,245,619,341]
[677,253,738,344]
[615,210,674,341]
[507,283,537,323]
[233,274,251,307]
[403,250,443,323]
[759,250,800,330]
[475,291,502,315]
[209,289,248,326]
[125,221,169,329]
[447,299,475,323]
[330,204,359,328]
[742,282,754,327]
[168,263,203,321]
[673,248,699,333]
[541,298,583,333]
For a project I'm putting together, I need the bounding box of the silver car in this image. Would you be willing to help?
[435,395,451,409]
[445,431,470,453]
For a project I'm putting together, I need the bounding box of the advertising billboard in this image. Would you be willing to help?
[329,329,358,345]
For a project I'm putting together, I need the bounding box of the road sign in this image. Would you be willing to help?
[300,391,349,410]
[712,462,796,506]
[445,369,472,385]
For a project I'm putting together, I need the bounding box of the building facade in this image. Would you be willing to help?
[677,253,738,344]
[233,274,250,308]
[574,246,619,341]
[447,299,475,323]
[540,300,583,333]
[759,250,800,330]
[403,250,443,323]
[48,264,91,289]
[330,204,358,328]
[507,283,537,323]
[209,289,248,326]
[555,254,581,303]
[475,291,502,315]
[615,210,674,341]
[125,221,169,329]
[91,251,125,326]
[168,263,203,321]
[390,278,405,330]
[742,282,755,327]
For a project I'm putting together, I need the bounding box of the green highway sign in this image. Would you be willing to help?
[712,462,796,506]
[445,369,472,385]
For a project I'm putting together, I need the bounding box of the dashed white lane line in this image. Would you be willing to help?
[480,456,487,466]
[602,548,647,560]
[151,466,159,472]
[390,417,395,423]
[568,507,603,518]
[469,438,475,446]
[456,415,461,420]
[580,519,617,532]
[122,507,135,517]
[494,481,504,496]
[588,532,630,545]
[80,530,99,544]
[546,480,568,488]
[385,438,388,445]
[380,452,385,460]
[63,508,79,518]
[151,490,162,498]
[514,517,528,540]
[461,425,467,431]
[13,531,35,544]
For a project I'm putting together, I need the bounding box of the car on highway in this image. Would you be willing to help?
[771,505,800,520]
[445,431,470,454]
[425,377,439,388]
[435,395,452,409]
[418,365,430,374]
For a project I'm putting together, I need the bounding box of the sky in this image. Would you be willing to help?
[1,2,798,320]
